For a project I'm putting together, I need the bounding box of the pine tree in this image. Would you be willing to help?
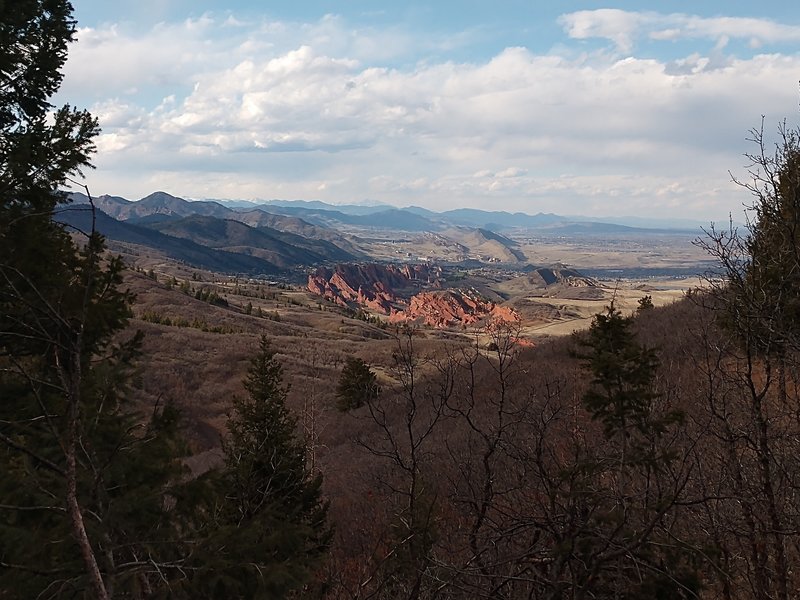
[1,2,107,596]
[738,124,800,355]
[192,336,330,598]
[698,117,800,600]
[1,0,99,359]
[550,304,697,599]
[335,356,379,411]
[637,294,654,312]
[582,303,667,446]
[0,3,206,597]
[701,120,800,357]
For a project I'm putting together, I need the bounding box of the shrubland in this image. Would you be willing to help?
[4,2,800,599]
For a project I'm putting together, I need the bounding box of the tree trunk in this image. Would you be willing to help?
[64,348,109,600]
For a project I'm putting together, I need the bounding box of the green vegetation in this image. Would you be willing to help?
[0,4,328,597]
[570,304,695,597]
[335,356,380,411]
[194,286,229,307]
[695,118,800,600]
[138,310,242,334]
[1,2,127,596]
[637,293,654,311]
[208,337,331,597]
[342,306,388,328]
[581,303,677,439]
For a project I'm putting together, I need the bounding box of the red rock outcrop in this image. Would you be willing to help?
[399,263,442,284]
[389,290,520,329]
[308,263,519,328]
[489,305,519,324]
[484,313,533,349]
[308,263,443,314]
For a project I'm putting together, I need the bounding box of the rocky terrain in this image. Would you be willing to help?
[66,191,710,274]
[307,263,442,313]
[60,191,704,336]
[390,290,519,328]
[522,266,596,288]
[308,262,523,328]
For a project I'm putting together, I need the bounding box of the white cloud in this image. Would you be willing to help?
[558,9,646,53]
[559,9,800,52]
[62,11,800,220]
[496,167,527,178]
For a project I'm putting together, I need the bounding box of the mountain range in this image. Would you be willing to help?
[60,192,361,274]
[57,191,701,275]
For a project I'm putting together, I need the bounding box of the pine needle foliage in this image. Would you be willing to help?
[581,303,664,441]
[335,356,379,412]
[195,336,331,598]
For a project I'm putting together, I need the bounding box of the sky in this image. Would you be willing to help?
[59,1,800,221]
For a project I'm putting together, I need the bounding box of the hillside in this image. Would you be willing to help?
[229,209,363,256]
[255,204,442,231]
[64,192,709,277]
[69,190,361,254]
[144,215,356,268]
[442,226,527,262]
[59,197,359,273]
[10,2,799,596]
[54,206,281,274]
[90,191,232,220]
[112,258,783,600]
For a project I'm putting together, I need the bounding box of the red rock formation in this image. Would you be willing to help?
[389,290,520,329]
[400,263,442,283]
[483,313,534,349]
[307,263,427,314]
[308,263,517,328]
[489,305,519,324]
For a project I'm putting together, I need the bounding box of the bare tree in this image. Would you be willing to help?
[353,327,452,599]
[691,116,800,600]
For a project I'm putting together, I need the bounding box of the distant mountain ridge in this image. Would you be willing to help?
[93,191,232,220]
[441,227,526,262]
[53,206,281,274]
[246,198,392,216]
[67,191,705,232]
[58,190,705,275]
[62,193,362,274]
[148,215,355,269]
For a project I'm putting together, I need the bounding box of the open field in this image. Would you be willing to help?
[353,228,715,274]
[514,232,712,270]
[510,277,699,339]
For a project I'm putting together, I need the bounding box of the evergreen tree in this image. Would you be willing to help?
[191,336,330,598]
[582,303,668,445]
[1,1,105,596]
[637,294,654,312]
[335,356,379,411]
[0,0,98,208]
[2,4,328,597]
[742,125,800,355]
[1,0,99,359]
[551,304,697,599]
[698,116,800,600]
[0,3,207,597]
[702,120,800,357]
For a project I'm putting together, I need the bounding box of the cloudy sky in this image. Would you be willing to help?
[60,1,800,221]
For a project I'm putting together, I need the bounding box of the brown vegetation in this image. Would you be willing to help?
[115,251,800,599]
